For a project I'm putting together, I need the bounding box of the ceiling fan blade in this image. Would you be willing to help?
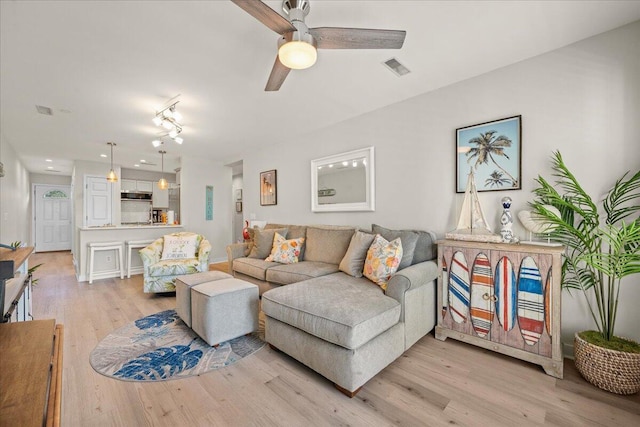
[310,27,406,49]
[265,56,291,91]
[231,0,295,35]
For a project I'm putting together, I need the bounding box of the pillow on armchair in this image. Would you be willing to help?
[161,233,199,260]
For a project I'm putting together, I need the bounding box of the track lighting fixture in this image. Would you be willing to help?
[152,101,184,146]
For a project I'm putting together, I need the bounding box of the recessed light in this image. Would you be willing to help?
[134,164,140,167]
[47,166,53,169]
[100,154,107,158]
[140,160,147,163]
[45,159,52,162]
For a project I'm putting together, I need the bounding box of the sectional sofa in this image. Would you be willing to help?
[226,223,438,396]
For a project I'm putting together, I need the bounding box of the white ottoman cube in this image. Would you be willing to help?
[175,271,232,327]
[191,278,259,346]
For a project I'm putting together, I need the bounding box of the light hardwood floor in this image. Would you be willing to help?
[29,251,639,426]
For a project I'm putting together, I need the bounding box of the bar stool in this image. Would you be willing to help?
[126,239,154,278]
[88,241,124,284]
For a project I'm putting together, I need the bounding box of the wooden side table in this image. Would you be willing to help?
[0,319,63,426]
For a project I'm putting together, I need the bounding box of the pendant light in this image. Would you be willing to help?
[158,150,168,190]
[106,142,118,182]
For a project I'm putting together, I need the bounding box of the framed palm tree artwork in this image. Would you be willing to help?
[456,115,522,193]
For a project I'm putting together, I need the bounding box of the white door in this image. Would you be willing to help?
[85,176,112,227]
[34,185,72,252]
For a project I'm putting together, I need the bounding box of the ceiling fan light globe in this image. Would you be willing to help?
[278,41,317,70]
[152,116,163,126]
[172,110,182,122]
[152,140,162,148]
[174,136,184,144]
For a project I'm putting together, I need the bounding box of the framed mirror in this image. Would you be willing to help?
[311,146,375,212]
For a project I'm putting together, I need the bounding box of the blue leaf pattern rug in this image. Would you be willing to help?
[90,309,265,381]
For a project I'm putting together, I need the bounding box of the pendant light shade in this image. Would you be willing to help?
[158,178,168,190]
[106,142,118,182]
[158,150,168,190]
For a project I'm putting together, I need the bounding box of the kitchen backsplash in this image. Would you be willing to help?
[121,200,151,224]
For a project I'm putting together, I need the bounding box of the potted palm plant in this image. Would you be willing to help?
[530,151,640,394]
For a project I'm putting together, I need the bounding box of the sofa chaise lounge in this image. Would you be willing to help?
[226,223,438,396]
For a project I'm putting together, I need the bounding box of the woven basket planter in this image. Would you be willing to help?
[574,332,640,395]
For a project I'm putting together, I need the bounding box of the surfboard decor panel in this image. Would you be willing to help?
[448,251,470,324]
[470,253,493,338]
[544,268,552,337]
[495,256,516,331]
[517,256,545,345]
[442,256,449,317]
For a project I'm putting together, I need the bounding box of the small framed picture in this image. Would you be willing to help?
[235,189,242,201]
[260,170,277,206]
[235,201,242,213]
[456,115,522,193]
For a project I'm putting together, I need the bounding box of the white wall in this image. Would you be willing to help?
[180,156,232,262]
[120,168,175,182]
[232,174,244,243]
[238,22,640,348]
[0,134,31,245]
[30,173,72,186]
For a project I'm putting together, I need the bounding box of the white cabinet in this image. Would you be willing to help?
[137,180,153,192]
[153,182,169,208]
[121,179,136,192]
[121,179,152,192]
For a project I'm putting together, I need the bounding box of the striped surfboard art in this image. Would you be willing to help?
[517,257,545,345]
[448,251,470,324]
[470,253,493,338]
[544,269,552,337]
[495,256,516,331]
[442,256,449,317]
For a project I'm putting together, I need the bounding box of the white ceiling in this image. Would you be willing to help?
[2,1,640,176]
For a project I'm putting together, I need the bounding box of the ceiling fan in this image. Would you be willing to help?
[231,0,407,91]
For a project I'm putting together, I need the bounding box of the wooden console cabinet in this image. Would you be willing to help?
[435,239,564,378]
[0,319,63,426]
[1,246,35,322]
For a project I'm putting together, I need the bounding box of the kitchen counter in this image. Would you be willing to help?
[75,224,184,282]
[79,224,183,231]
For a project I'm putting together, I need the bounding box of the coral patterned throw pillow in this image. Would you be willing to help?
[265,232,305,264]
[363,234,403,291]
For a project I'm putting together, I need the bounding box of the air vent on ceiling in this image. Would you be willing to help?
[36,105,53,115]
[383,58,410,77]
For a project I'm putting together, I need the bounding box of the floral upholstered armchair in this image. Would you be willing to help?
[139,232,211,293]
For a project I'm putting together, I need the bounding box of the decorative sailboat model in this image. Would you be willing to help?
[446,169,503,243]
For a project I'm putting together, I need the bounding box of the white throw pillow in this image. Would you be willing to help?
[161,234,198,260]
